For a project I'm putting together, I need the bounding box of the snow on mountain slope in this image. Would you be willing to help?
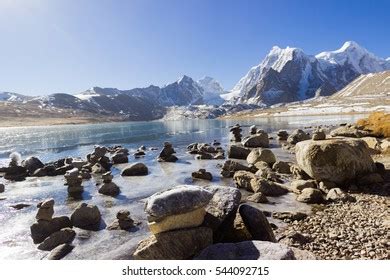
[228,41,390,106]
[316,41,388,74]
[197,76,225,105]
[0,92,29,102]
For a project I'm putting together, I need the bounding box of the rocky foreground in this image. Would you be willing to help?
[0,116,389,260]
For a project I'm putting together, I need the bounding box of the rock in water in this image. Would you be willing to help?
[112,153,128,164]
[227,145,251,159]
[37,228,76,251]
[192,169,213,181]
[277,130,289,141]
[121,162,148,176]
[238,204,276,242]
[0,184,4,193]
[158,142,178,162]
[70,203,102,230]
[242,133,269,148]
[203,186,241,240]
[287,129,310,145]
[221,160,251,177]
[30,216,72,244]
[195,240,295,260]
[246,192,268,203]
[35,198,55,221]
[230,124,242,142]
[133,227,213,260]
[295,139,376,184]
[247,148,276,165]
[312,129,326,140]
[98,171,120,196]
[22,156,44,175]
[48,244,74,260]
[107,210,134,230]
[144,185,213,234]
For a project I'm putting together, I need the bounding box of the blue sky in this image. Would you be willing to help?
[0,0,389,95]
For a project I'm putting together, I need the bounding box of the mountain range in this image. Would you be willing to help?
[0,41,389,121]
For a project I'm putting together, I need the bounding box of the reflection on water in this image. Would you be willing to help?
[0,114,365,259]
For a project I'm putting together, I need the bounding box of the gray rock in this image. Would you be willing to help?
[318,180,337,193]
[22,156,44,174]
[36,198,55,221]
[357,173,384,186]
[196,240,295,260]
[0,183,5,193]
[250,177,288,196]
[145,185,213,221]
[70,203,101,230]
[227,145,251,159]
[242,133,269,148]
[287,129,310,145]
[246,192,268,203]
[312,130,326,140]
[203,186,241,238]
[221,160,251,178]
[133,227,213,260]
[121,162,148,176]
[112,153,128,164]
[330,126,371,138]
[247,148,276,165]
[326,188,356,203]
[238,204,276,242]
[37,228,76,251]
[296,188,324,204]
[289,179,316,193]
[30,216,72,244]
[272,161,292,174]
[295,138,376,184]
[192,169,213,181]
[277,130,289,141]
[98,182,120,196]
[47,244,74,260]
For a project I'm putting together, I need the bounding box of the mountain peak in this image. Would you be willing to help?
[177,75,194,84]
[339,40,363,52]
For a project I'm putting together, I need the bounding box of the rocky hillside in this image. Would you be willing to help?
[226,41,390,106]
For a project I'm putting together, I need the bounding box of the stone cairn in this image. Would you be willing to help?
[230,124,242,142]
[64,168,83,196]
[87,146,112,173]
[157,142,178,162]
[36,198,55,221]
[192,168,213,181]
[250,125,257,135]
[107,210,134,230]
[98,171,120,196]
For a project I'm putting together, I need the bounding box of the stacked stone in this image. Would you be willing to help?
[64,168,83,196]
[157,142,178,162]
[250,125,257,135]
[230,124,242,142]
[98,171,120,196]
[87,146,112,173]
[107,210,134,230]
[277,130,289,141]
[36,198,55,221]
[133,185,214,259]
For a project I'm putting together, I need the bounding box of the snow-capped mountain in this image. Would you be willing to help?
[0,92,29,102]
[197,76,225,105]
[228,41,390,106]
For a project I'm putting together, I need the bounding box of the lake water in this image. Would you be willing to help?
[0,114,366,259]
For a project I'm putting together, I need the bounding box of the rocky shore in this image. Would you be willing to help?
[0,115,389,260]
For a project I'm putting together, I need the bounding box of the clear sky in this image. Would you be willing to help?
[0,0,389,95]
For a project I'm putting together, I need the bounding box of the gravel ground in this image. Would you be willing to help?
[276,193,390,260]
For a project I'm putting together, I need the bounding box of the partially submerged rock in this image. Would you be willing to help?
[30,216,72,244]
[121,162,148,176]
[221,160,251,178]
[247,148,276,165]
[242,133,269,148]
[47,244,74,260]
[37,228,76,251]
[192,169,213,181]
[227,145,251,159]
[246,192,268,203]
[107,210,135,230]
[70,203,102,230]
[36,199,55,221]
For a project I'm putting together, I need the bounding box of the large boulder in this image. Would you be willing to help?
[295,139,376,184]
[227,145,251,159]
[238,204,276,242]
[121,162,148,176]
[144,185,213,234]
[203,186,241,240]
[37,228,76,251]
[196,241,295,260]
[242,133,269,148]
[112,153,128,164]
[247,149,276,166]
[287,129,310,145]
[30,216,72,244]
[133,227,213,260]
[4,165,27,181]
[22,156,44,174]
[70,203,102,230]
